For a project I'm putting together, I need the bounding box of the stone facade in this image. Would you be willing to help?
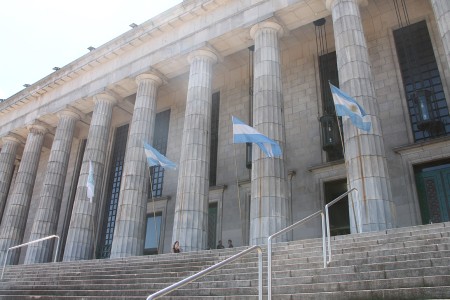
[0,0,449,264]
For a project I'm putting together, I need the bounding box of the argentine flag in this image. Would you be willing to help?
[86,160,95,202]
[232,116,282,158]
[330,83,371,132]
[143,142,177,170]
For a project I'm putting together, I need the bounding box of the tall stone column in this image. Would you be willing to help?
[172,49,217,252]
[0,134,23,223]
[24,108,81,264]
[327,0,395,232]
[0,124,47,265]
[249,21,289,245]
[110,73,163,258]
[431,0,450,70]
[63,94,117,261]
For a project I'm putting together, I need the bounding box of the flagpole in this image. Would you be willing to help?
[89,161,99,259]
[356,131,367,233]
[337,116,360,234]
[336,115,345,155]
[176,158,188,247]
[147,166,159,253]
[233,144,245,246]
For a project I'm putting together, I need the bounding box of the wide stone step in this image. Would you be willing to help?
[273,275,450,294]
[284,286,450,300]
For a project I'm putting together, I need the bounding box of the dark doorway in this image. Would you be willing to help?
[414,160,450,224]
[324,179,350,236]
[208,202,218,250]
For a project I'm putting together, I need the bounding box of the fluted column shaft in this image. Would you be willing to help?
[328,0,395,232]
[25,109,81,264]
[431,0,450,70]
[249,21,289,245]
[63,94,116,261]
[172,49,217,252]
[110,73,163,258]
[0,125,47,265]
[0,136,21,223]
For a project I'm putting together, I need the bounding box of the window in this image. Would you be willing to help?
[98,124,129,259]
[394,21,450,142]
[144,212,162,255]
[210,92,220,186]
[150,110,171,198]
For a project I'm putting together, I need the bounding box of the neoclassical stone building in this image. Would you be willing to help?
[0,0,449,264]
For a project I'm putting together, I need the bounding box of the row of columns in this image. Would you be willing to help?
[0,0,449,264]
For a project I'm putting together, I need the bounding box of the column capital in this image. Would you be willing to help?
[93,93,118,106]
[325,0,368,11]
[2,132,25,145]
[57,107,83,121]
[187,49,218,65]
[27,123,49,136]
[250,20,284,40]
[136,72,165,87]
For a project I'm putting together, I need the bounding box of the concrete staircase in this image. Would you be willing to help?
[0,222,449,299]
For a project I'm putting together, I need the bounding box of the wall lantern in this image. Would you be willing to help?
[319,114,341,151]
[412,89,444,136]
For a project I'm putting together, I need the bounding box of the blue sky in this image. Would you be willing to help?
[0,0,181,99]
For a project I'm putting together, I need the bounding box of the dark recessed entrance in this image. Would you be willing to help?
[324,179,350,236]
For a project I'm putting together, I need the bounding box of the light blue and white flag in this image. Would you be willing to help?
[143,142,177,170]
[330,83,371,132]
[86,160,95,202]
[232,116,282,158]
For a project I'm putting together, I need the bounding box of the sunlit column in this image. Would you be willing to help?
[110,73,163,258]
[172,49,217,252]
[327,0,395,232]
[0,134,23,224]
[63,94,117,261]
[25,108,81,264]
[0,124,47,265]
[249,21,289,245]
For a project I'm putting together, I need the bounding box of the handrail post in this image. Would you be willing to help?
[321,212,326,268]
[1,249,10,280]
[325,205,331,265]
[267,236,273,300]
[324,188,358,264]
[1,235,60,280]
[257,245,263,300]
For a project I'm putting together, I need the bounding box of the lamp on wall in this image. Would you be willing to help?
[319,115,341,151]
[412,89,444,136]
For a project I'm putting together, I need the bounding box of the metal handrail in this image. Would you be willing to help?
[325,188,359,264]
[146,245,263,300]
[267,210,326,300]
[1,235,60,280]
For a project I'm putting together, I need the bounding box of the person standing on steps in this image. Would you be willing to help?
[217,240,225,249]
[173,241,181,253]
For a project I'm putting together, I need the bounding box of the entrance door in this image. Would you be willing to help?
[207,202,218,250]
[415,162,450,224]
[324,179,350,236]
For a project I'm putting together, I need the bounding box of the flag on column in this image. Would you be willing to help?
[143,142,177,170]
[86,160,95,202]
[232,116,282,158]
[330,83,372,132]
